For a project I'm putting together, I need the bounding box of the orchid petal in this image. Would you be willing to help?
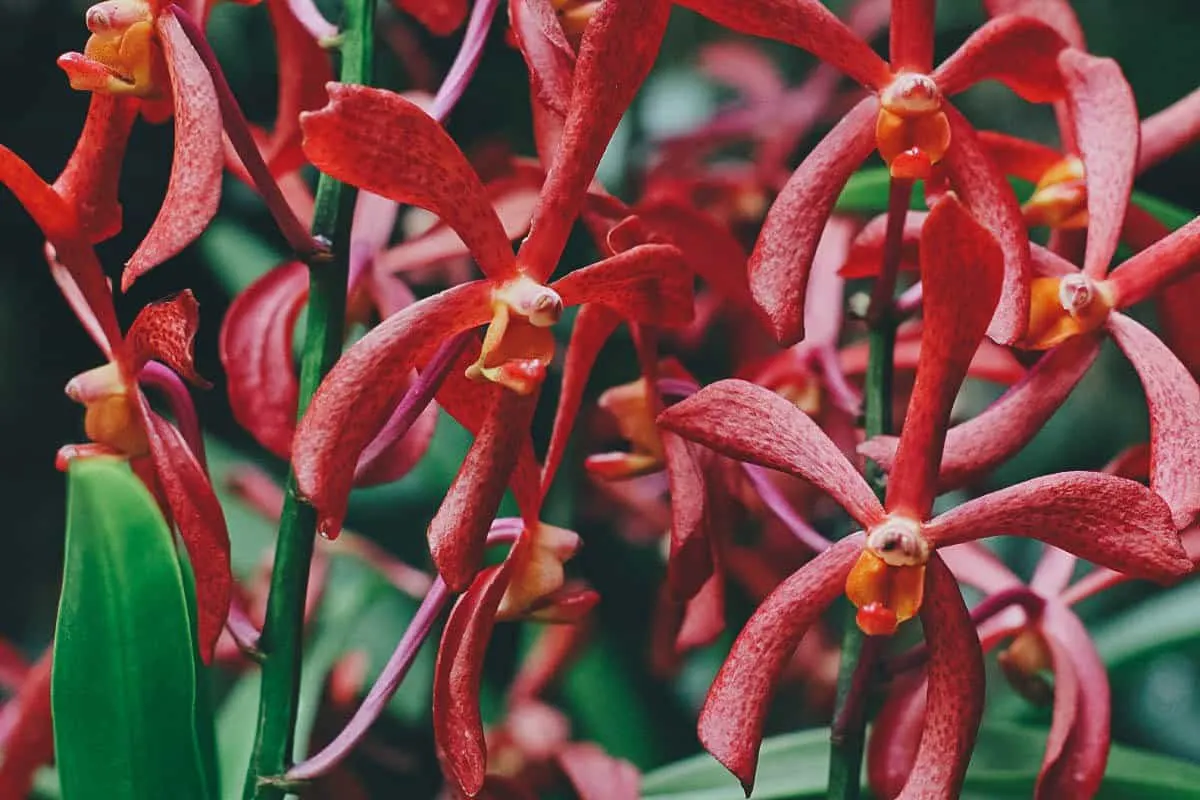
[542,304,620,493]
[219,261,306,458]
[938,542,1022,595]
[124,289,210,387]
[139,403,232,663]
[942,105,1032,344]
[124,15,223,289]
[674,0,891,90]
[1157,272,1200,380]
[841,212,924,280]
[934,15,1068,101]
[977,131,1066,184]
[518,0,671,281]
[677,567,726,652]
[53,94,137,243]
[698,536,863,793]
[886,196,1004,520]
[0,653,53,799]
[1059,50,1139,278]
[890,0,935,73]
[860,335,1097,489]
[393,0,467,35]
[433,561,514,797]
[924,471,1190,582]
[894,555,984,800]
[1138,86,1200,173]
[509,0,575,121]
[1038,601,1109,800]
[293,281,493,539]
[663,432,717,600]
[301,84,516,279]
[1109,214,1200,310]
[558,744,641,800]
[658,380,885,530]
[1108,311,1200,528]
[866,673,926,800]
[983,0,1085,48]
[351,384,438,487]
[749,96,878,345]
[552,243,694,327]
[1029,545,1077,596]
[428,390,539,591]
[698,41,786,104]
[804,216,855,348]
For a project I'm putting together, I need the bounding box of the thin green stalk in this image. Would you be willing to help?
[242,1,375,796]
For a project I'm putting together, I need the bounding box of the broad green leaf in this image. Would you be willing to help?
[53,459,210,800]
[1092,580,1200,671]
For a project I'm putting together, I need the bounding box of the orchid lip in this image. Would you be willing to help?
[494,275,563,327]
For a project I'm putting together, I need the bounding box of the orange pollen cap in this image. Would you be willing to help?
[1023,156,1087,229]
[880,73,942,117]
[865,516,930,567]
[1023,274,1114,350]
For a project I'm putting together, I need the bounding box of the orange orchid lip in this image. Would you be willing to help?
[875,73,950,179]
[1022,274,1114,350]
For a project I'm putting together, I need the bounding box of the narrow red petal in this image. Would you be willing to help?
[983,0,1085,48]
[1059,50,1139,278]
[542,304,620,492]
[977,130,1065,184]
[301,84,516,279]
[942,105,1032,344]
[508,0,575,121]
[749,97,878,345]
[885,196,1004,520]
[433,561,514,797]
[124,15,223,289]
[658,380,885,530]
[428,390,539,591]
[934,15,1068,101]
[860,336,1098,489]
[634,198,753,309]
[1108,312,1200,528]
[517,0,671,281]
[894,555,983,800]
[1109,214,1200,310]
[124,289,210,386]
[0,653,53,799]
[1038,601,1109,800]
[52,94,138,243]
[924,472,1191,582]
[557,743,641,800]
[552,243,694,327]
[139,404,232,663]
[663,432,716,600]
[867,674,926,800]
[293,281,493,539]
[698,536,862,793]
[674,0,891,89]
[1138,86,1200,173]
[219,261,307,459]
[890,0,935,72]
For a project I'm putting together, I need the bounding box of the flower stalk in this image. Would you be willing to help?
[242,0,375,795]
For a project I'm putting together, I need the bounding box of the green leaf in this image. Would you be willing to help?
[834,168,927,214]
[1131,190,1195,231]
[1092,580,1200,671]
[53,458,210,800]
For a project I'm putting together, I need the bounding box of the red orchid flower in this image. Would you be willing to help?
[57,0,223,288]
[0,649,53,799]
[0,147,231,662]
[675,0,1077,345]
[861,212,1200,529]
[292,0,688,591]
[656,197,1190,795]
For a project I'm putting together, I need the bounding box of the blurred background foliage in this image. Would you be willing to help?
[3,0,1200,795]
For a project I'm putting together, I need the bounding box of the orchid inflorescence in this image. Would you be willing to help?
[2,0,1200,798]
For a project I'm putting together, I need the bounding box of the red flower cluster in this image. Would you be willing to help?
[3,0,1200,798]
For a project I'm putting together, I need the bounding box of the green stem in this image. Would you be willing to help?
[242,1,375,797]
[826,178,907,800]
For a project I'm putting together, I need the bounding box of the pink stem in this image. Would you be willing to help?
[742,463,833,553]
[138,361,207,470]
[816,345,862,417]
[169,4,323,260]
[225,596,264,658]
[428,0,500,123]
[895,280,923,316]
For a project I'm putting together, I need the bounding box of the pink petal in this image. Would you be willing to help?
[508,0,575,120]
[292,281,493,540]
[1059,49,1139,279]
[124,15,223,289]
[1108,311,1200,528]
[658,380,885,530]
[893,555,984,800]
[698,41,786,104]
[219,261,307,459]
[52,94,137,244]
[860,335,1098,489]
[885,196,1004,520]
[977,130,1066,183]
[673,0,891,90]
[301,84,516,279]
[698,536,863,793]
[1109,214,1200,310]
[748,96,878,345]
[557,743,641,800]
[983,0,1086,48]
[934,15,1068,101]
[1029,545,1077,596]
[923,471,1191,583]
[890,0,935,72]
[942,105,1032,344]
[1138,86,1200,174]
[517,0,671,281]
[676,566,727,652]
[938,542,1022,595]
[552,243,694,327]
[803,216,855,348]
[428,390,540,591]
[139,403,232,663]
[1038,600,1109,800]
[542,304,620,492]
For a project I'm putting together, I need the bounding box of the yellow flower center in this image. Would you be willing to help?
[466,275,563,395]
[1022,273,1114,350]
[62,0,166,97]
[66,362,149,456]
[845,516,930,636]
[1022,156,1088,229]
[875,73,951,180]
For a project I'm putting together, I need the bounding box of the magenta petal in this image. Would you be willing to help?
[934,15,1068,101]
[894,555,984,800]
[557,743,641,800]
[1059,49,1139,279]
[1138,86,1200,174]
[924,471,1191,582]
[658,380,885,530]
[698,536,863,793]
[1038,601,1110,800]
[1107,312,1200,528]
[859,335,1099,490]
[748,96,878,346]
